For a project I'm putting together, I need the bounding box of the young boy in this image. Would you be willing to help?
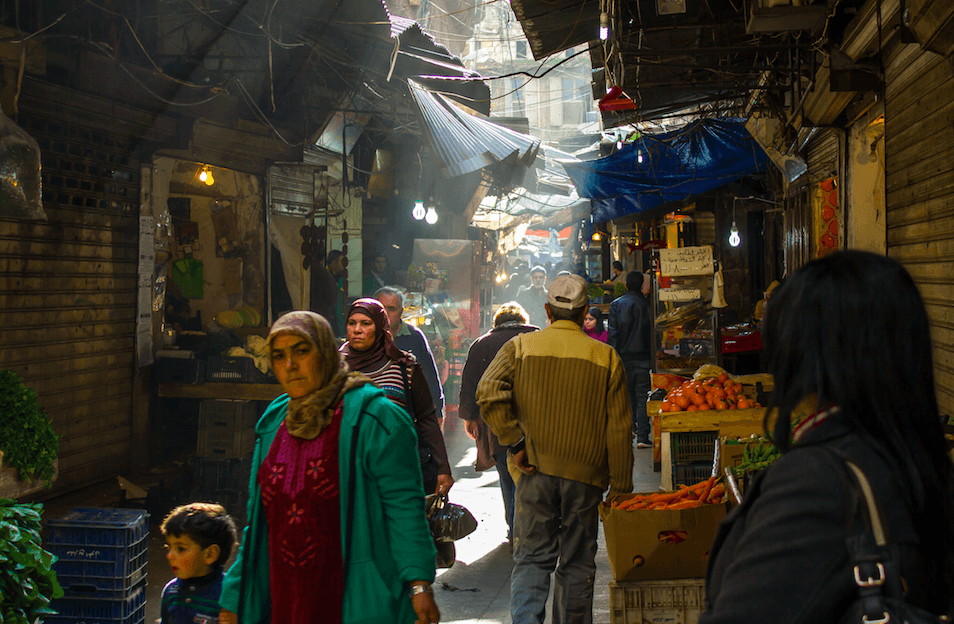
[160,503,238,624]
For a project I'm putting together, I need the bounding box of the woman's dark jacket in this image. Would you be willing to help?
[699,413,947,624]
[458,322,537,471]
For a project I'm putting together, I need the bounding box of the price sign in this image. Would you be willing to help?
[659,246,713,276]
[659,288,701,302]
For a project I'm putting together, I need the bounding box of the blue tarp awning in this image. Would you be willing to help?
[561,118,769,223]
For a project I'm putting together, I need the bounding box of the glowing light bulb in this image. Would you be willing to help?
[198,170,208,182]
[412,200,425,220]
[425,206,438,225]
[599,12,609,40]
[728,222,741,248]
[593,232,602,241]
[637,150,644,164]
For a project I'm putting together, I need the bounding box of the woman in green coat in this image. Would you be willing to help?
[218,311,439,624]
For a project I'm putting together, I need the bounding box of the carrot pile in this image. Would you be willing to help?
[610,477,725,511]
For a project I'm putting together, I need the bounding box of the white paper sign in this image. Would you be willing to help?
[137,216,156,367]
[659,288,701,302]
[659,246,713,276]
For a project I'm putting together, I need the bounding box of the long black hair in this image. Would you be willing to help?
[586,306,605,334]
[763,250,954,592]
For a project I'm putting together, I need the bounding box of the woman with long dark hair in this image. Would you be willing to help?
[699,250,954,623]
[583,306,607,342]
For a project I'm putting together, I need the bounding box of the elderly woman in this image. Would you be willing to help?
[341,298,454,497]
[699,251,954,623]
[218,311,440,624]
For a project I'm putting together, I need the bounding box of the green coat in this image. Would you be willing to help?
[219,383,436,623]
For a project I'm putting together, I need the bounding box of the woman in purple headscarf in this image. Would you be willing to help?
[341,298,454,497]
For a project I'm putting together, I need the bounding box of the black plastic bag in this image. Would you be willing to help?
[425,493,478,543]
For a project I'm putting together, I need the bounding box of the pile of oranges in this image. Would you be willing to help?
[660,372,762,412]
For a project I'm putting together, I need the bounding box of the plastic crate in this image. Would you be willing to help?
[46,508,149,548]
[58,571,147,600]
[48,584,146,624]
[206,356,270,383]
[196,400,259,458]
[193,456,252,495]
[48,535,148,580]
[609,579,706,624]
[671,431,718,464]
[672,463,713,487]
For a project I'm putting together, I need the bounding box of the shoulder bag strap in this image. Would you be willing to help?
[400,363,416,422]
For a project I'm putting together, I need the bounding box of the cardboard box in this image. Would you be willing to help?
[600,495,728,582]
[719,442,746,476]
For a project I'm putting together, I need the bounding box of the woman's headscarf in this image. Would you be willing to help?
[267,311,369,440]
[586,306,605,334]
[340,298,414,372]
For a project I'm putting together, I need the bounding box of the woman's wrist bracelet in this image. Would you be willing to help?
[409,582,433,597]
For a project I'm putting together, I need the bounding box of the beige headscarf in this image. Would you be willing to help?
[267,311,369,439]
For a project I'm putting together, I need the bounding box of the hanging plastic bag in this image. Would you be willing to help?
[0,104,45,220]
[425,493,478,543]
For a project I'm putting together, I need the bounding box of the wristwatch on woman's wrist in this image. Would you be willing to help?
[409,582,432,597]
[508,437,526,455]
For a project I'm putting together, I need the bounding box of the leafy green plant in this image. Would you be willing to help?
[0,370,58,486]
[588,283,605,301]
[614,281,627,298]
[0,499,63,623]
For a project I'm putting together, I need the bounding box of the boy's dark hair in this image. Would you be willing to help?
[625,270,644,293]
[161,503,238,566]
[612,261,623,271]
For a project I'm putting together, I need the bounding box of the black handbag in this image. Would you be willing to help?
[425,493,478,543]
[832,453,951,624]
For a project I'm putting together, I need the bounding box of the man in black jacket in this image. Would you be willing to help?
[608,271,653,448]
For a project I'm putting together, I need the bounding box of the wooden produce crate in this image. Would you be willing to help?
[609,579,706,624]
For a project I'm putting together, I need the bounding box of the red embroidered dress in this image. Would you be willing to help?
[258,406,343,623]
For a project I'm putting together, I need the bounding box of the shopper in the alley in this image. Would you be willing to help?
[342,297,454,498]
[160,502,238,624]
[219,311,440,624]
[477,274,633,624]
[699,251,954,623]
[459,301,537,547]
[516,265,549,328]
[608,270,653,448]
[375,286,446,424]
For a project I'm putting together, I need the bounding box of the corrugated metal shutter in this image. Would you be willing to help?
[883,40,954,417]
[0,84,143,491]
[806,128,840,185]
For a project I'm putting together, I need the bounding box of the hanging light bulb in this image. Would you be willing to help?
[728,221,741,247]
[425,206,438,225]
[198,166,214,186]
[412,200,426,220]
[592,231,602,241]
[599,12,609,40]
[637,149,644,164]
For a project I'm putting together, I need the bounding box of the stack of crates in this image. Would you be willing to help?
[44,507,149,624]
[671,431,718,486]
[196,399,258,458]
[192,456,251,524]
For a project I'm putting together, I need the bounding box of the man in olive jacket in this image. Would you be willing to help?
[608,270,653,448]
[477,274,633,624]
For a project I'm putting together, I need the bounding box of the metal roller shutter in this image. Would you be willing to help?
[883,40,954,417]
[806,129,840,185]
[0,89,142,492]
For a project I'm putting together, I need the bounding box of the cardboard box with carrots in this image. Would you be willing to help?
[600,478,728,582]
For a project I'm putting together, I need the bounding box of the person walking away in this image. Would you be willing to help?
[375,286,445,424]
[477,274,633,624]
[363,253,389,296]
[515,265,548,328]
[583,306,608,343]
[341,298,454,498]
[698,251,954,623]
[219,311,439,624]
[458,302,537,547]
[608,271,653,448]
[161,503,238,624]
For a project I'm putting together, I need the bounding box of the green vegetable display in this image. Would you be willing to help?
[730,437,780,476]
[0,370,59,486]
[0,499,63,623]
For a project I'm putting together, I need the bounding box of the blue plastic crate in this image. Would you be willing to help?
[45,508,149,548]
[47,584,145,622]
[48,535,148,579]
[57,564,147,599]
